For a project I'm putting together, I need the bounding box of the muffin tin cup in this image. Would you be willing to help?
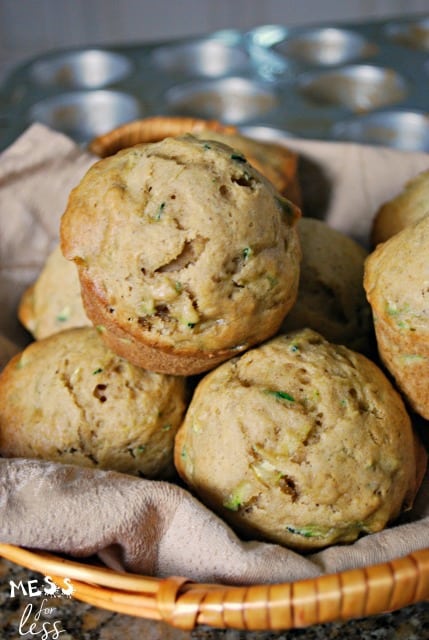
[149,37,250,77]
[28,49,134,89]
[332,109,429,151]
[273,27,377,66]
[164,76,279,124]
[384,16,429,51]
[297,64,408,112]
[28,90,143,142]
[0,14,428,150]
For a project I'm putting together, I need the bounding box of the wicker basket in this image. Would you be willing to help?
[1,543,429,631]
[88,115,238,157]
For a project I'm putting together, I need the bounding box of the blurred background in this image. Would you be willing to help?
[1,0,428,81]
[0,0,428,151]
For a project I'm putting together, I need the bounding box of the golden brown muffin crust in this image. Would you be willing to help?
[88,116,301,206]
[193,129,301,205]
[364,214,429,419]
[280,218,373,354]
[61,135,301,374]
[0,327,187,478]
[175,329,422,550]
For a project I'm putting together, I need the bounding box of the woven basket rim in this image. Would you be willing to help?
[1,543,429,631]
[88,115,238,158]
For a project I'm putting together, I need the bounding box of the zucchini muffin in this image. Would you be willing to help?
[280,218,373,354]
[61,135,301,375]
[364,214,429,419]
[175,329,423,551]
[371,168,429,247]
[18,244,90,339]
[0,326,187,478]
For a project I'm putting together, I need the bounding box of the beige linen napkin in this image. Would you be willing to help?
[1,456,429,585]
[0,124,94,342]
[0,123,429,585]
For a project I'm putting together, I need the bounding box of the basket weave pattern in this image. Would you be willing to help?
[88,115,237,157]
[0,543,428,631]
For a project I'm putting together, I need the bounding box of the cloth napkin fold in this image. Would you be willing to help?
[0,123,429,585]
[2,457,429,585]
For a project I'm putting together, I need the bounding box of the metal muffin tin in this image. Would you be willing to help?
[0,13,428,151]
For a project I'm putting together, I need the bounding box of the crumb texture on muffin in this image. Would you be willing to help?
[175,329,421,550]
[18,244,90,339]
[193,129,301,205]
[365,214,429,419]
[281,218,373,353]
[61,135,301,374]
[0,326,187,478]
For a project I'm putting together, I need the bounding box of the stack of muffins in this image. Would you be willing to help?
[0,117,426,553]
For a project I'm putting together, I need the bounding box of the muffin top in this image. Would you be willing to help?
[61,135,301,359]
[175,329,421,550]
[0,326,187,478]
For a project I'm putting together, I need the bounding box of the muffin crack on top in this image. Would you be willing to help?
[60,134,301,374]
[56,365,100,465]
[174,328,422,550]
